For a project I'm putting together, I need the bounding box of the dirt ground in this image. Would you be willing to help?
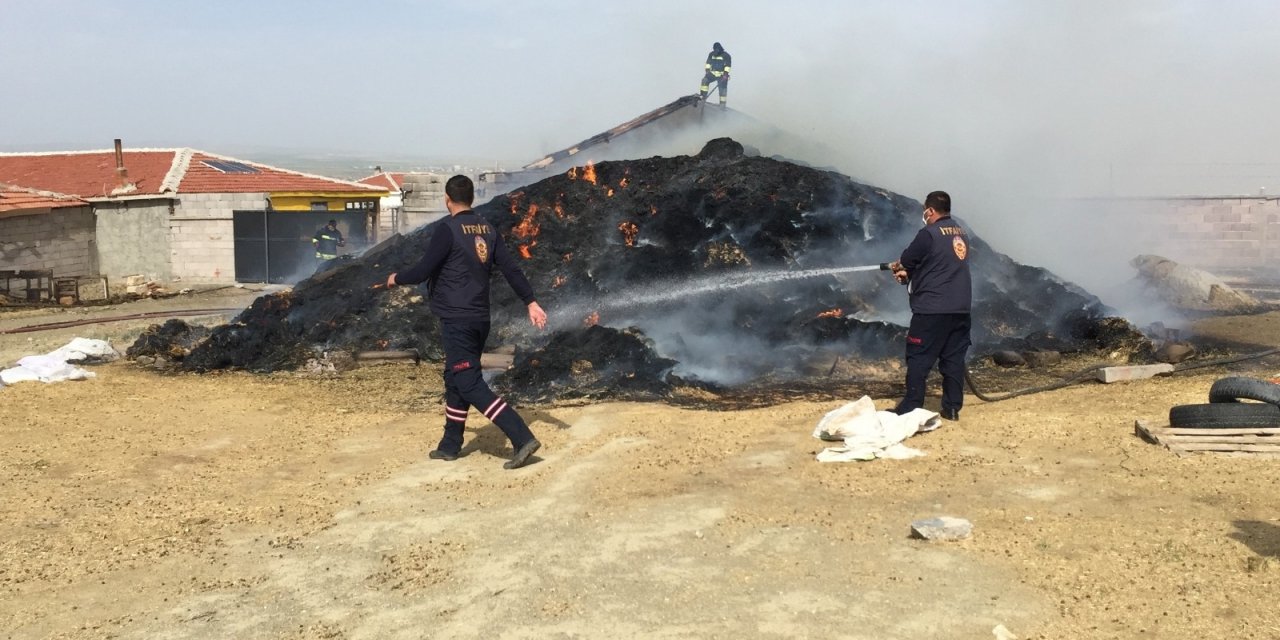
[3,294,1280,639]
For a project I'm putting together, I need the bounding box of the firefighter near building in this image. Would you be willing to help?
[313,219,346,262]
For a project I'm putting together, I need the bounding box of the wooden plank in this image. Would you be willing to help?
[1160,434,1280,445]
[1212,451,1280,459]
[1169,442,1280,453]
[1134,420,1164,445]
[1157,427,1280,436]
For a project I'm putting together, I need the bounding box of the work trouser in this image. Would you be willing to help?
[438,320,535,455]
[894,313,972,415]
[700,71,728,104]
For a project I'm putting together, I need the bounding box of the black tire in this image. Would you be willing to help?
[1208,376,1280,406]
[1169,403,1280,428]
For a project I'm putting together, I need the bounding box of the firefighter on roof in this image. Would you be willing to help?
[699,42,732,107]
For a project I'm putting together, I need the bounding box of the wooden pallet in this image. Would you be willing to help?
[1135,420,1280,457]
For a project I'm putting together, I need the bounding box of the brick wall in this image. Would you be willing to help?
[0,206,97,277]
[171,193,266,284]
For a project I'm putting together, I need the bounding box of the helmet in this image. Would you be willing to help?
[713,42,723,52]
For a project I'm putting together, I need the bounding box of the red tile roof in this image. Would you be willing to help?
[0,149,386,198]
[0,186,87,215]
[358,172,406,191]
[181,152,385,194]
[0,151,179,198]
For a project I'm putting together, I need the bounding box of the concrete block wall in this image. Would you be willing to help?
[0,206,97,277]
[1135,197,1279,269]
[171,192,265,284]
[95,200,172,280]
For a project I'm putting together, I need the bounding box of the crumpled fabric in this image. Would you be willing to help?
[812,395,942,462]
[0,338,117,385]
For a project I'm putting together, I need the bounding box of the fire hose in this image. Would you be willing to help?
[964,347,1280,403]
[0,308,244,335]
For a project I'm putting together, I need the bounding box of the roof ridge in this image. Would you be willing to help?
[196,150,383,191]
[0,148,182,157]
[358,171,402,190]
[162,148,194,193]
[0,183,85,201]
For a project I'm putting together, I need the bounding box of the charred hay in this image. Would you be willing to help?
[158,138,1141,402]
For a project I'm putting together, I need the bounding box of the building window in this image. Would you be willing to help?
[345,201,375,210]
[310,202,328,211]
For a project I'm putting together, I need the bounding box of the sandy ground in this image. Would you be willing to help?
[3,299,1280,639]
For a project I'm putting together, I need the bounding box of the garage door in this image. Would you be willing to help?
[233,211,368,283]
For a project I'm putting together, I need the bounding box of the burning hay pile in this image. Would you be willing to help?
[145,138,1137,402]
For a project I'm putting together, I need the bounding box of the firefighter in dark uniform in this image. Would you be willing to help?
[386,175,548,469]
[699,42,732,107]
[313,219,345,262]
[888,191,972,420]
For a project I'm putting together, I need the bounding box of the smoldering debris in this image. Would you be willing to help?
[134,137,1145,402]
[495,325,680,404]
[126,319,211,363]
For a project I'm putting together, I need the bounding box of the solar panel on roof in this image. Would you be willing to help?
[202,160,260,174]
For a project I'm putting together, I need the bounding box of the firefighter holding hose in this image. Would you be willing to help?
[888,191,972,421]
[699,42,732,107]
[385,175,547,470]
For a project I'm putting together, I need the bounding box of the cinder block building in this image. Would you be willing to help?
[0,142,388,284]
[0,186,96,279]
[358,169,451,234]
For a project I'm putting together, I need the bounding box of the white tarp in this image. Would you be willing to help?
[812,396,942,462]
[0,338,118,385]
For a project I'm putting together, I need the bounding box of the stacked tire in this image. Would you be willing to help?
[1168,377,1280,427]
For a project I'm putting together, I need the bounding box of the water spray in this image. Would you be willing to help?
[606,263,893,307]
[549,262,895,330]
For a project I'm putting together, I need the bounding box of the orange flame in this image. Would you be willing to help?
[605,188,615,197]
[513,203,540,258]
[562,252,573,263]
[816,308,844,319]
[567,167,578,180]
[649,205,658,216]
[552,275,567,288]
[553,201,565,219]
[583,161,598,185]
[508,191,524,214]
[376,339,389,349]
[619,177,629,189]
[618,221,639,247]
[584,311,600,327]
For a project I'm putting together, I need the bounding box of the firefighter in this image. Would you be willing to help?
[312,219,345,262]
[699,42,732,107]
[888,191,972,421]
[385,175,548,470]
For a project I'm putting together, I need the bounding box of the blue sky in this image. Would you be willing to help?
[4,1,1280,199]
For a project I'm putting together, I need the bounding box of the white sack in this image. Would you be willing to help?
[812,395,941,462]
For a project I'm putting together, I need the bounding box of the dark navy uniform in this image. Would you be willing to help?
[699,43,732,105]
[396,210,538,457]
[893,216,972,417]
[313,223,344,260]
